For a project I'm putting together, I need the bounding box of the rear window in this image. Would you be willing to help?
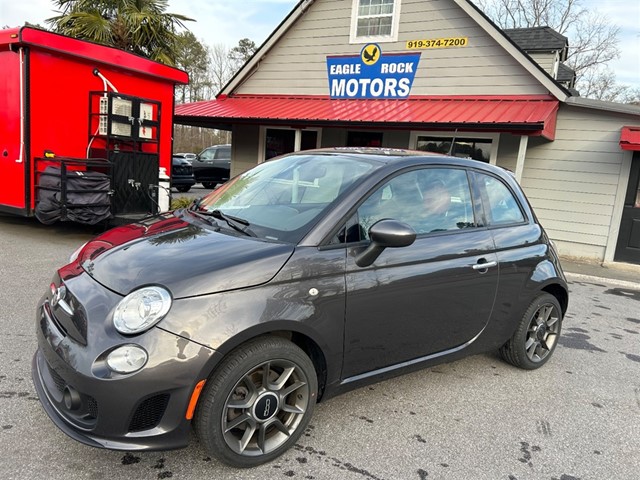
[477,173,525,226]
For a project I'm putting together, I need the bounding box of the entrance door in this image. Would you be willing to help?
[615,152,640,264]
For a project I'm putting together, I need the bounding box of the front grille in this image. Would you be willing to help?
[87,397,99,419]
[128,394,170,432]
[45,302,68,338]
[174,166,192,175]
[48,363,66,393]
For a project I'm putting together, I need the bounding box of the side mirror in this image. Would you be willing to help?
[355,219,416,267]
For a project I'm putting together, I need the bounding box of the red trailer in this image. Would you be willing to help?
[0,27,188,224]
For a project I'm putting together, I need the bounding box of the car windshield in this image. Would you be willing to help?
[196,154,379,243]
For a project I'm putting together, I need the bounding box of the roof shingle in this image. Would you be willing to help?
[504,27,568,51]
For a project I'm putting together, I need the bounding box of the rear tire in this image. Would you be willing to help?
[202,182,216,189]
[195,336,317,468]
[499,293,562,370]
[176,186,191,193]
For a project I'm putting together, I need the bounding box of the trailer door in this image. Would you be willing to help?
[0,49,27,212]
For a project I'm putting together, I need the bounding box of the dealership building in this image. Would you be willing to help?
[175,0,640,266]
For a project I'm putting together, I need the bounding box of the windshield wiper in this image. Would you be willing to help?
[188,209,220,230]
[201,209,257,237]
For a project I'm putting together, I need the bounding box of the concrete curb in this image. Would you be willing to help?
[565,271,640,290]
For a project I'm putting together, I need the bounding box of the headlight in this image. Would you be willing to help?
[113,286,172,334]
[106,345,148,374]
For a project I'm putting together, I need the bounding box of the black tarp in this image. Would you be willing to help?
[35,166,112,225]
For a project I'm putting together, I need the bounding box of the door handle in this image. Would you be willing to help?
[472,260,497,270]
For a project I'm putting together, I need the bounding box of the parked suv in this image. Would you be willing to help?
[192,144,231,188]
[33,148,568,468]
[171,155,196,192]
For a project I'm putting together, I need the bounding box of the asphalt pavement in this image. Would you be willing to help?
[0,213,639,480]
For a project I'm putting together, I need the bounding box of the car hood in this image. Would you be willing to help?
[78,212,294,298]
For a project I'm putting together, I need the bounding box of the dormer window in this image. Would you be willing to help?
[350,0,402,44]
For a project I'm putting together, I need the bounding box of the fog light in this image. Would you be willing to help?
[106,345,148,374]
[63,386,82,411]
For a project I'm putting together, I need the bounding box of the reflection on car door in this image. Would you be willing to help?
[342,167,499,379]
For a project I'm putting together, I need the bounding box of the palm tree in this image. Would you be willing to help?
[47,0,193,66]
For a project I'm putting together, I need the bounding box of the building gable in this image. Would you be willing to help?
[224,0,567,99]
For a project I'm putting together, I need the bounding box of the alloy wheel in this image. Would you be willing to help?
[222,359,310,456]
[524,303,560,363]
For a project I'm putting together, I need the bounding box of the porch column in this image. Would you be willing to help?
[515,135,529,183]
[294,130,302,152]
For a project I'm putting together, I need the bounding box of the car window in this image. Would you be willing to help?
[357,168,476,239]
[477,173,525,226]
[199,148,215,161]
[215,146,231,159]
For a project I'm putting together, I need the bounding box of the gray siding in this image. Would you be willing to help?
[236,0,548,96]
[517,106,633,259]
[529,52,556,77]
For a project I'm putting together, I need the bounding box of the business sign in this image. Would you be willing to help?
[326,44,421,99]
[406,37,468,50]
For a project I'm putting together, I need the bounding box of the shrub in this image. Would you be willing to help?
[171,196,193,210]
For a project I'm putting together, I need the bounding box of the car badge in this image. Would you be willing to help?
[50,283,73,315]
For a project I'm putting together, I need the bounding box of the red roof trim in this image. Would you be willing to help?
[1,27,188,85]
[620,126,640,151]
[175,94,559,140]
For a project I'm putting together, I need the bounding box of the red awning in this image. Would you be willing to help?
[620,126,640,151]
[175,94,559,140]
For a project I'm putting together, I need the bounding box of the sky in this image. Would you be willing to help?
[1,0,638,90]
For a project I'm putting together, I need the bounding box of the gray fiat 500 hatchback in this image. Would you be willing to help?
[33,148,568,467]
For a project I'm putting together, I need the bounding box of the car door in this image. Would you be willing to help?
[212,146,231,181]
[342,167,499,379]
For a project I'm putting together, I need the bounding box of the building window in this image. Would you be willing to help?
[347,131,383,147]
[260,127,321,162]
[410,132,500,165]
[350,0,401,44]
[265,129,295,160]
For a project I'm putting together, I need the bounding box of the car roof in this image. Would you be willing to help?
[203,144,231,150]
[288,147,514,177]
[280,147,494,170]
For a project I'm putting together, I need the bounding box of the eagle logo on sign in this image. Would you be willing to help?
[361,44,380,65]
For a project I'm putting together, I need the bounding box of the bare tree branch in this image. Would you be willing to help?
[479,0,623,99]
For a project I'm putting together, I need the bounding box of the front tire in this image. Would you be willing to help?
[499,293,563,370]
[195,336,317,468]
[202,182,216,189]
[176,186,191,193]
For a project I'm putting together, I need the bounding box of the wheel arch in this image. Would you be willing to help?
[201,321,333,401]
[541,283,569,317]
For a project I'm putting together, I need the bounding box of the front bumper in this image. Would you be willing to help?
[32,272,219,451]
[172,175,196,188]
